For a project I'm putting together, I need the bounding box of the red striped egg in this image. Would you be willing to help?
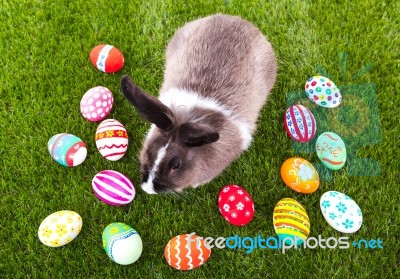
[95,119,129,161]
[218,185,255,226]
[90,44,124,73]
[92,170,135,206]
[164,233,211,270]
[284,105,317,143]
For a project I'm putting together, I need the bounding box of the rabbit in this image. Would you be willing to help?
[121,14,277,194]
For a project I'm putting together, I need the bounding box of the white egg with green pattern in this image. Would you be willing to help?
[102,222,143,265]
[320,191,362,233]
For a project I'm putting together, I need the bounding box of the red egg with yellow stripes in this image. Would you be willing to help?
[284,104,316,143]
[95,119,129,161]
[273,198,310,245]
[90,44,124,73]
[164,233,211,271]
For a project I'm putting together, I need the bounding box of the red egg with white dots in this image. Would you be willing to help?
[80,86,114,122]
[217,184,255,226]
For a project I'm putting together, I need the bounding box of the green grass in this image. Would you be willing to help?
[1,0,399,278]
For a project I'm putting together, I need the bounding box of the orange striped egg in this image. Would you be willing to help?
[273,198,310,245]
[164,233,211,270]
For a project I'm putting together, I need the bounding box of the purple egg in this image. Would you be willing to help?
[92,170,135,206]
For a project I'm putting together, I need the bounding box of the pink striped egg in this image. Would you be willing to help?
[95,119,129,161]
[284,105,317,143]
[92,170,135,206]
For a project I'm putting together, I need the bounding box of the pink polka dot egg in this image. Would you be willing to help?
[80,86,114,122]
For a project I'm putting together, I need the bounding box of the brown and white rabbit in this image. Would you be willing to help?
[121,14,277,194]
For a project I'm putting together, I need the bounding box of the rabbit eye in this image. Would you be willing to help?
[170,160,181,171]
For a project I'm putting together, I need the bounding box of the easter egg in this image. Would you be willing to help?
[305,76,342,108]
[280,157,319,194]
[218,184,255,226]
[164,233,211,270]
[284,104,316,143]
[102,223,142,265]
[80,86,114,122]
[316,132,347,170]
[90,44,124,73]
[273,198,310,245]
[92,170,135,206]
[320,191,362,233]
[38,210,82,247]
[95,119,129,161]
[48,133,87,167]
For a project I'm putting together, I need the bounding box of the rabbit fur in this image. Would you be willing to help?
[121,14,277,194]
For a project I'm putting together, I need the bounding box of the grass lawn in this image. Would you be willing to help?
[1,0,399,278]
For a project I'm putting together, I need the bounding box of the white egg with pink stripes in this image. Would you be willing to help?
[92,170,136,206]
[284,104,317,143]
[95,119,129,161]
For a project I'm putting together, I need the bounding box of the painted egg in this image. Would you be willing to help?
[284,104,316,143]
[38,210,82,247]
[90,44,124,73]
[102,223,143,265]
[280,157,319,194]
[95,119,129,161]
[48,133,87,167]
[217,184,255,226]
[164,233,211,270]
[92,170,135,206]
[80,86,114,122]
[305,76,342,108]
[320,191,362,233]
[316,132,347,170]
[273,198,310,245]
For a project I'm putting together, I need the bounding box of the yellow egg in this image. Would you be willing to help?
[38,210,82,247]
[273,198,310,245]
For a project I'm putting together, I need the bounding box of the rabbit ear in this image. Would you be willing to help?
[178,122,219,147]
[121,75,176,131]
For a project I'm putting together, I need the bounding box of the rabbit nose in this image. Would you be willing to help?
[153,179,167,193]
[141,171,149,183]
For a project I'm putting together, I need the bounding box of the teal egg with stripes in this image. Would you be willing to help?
[102,223,143,265]
[48,133,87,167]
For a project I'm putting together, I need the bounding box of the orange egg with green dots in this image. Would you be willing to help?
[280,157,320,194]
